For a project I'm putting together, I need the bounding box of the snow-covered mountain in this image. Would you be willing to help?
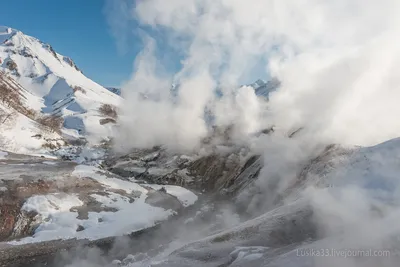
[0,26,121,151]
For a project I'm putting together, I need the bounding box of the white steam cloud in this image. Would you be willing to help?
[103,0,133,54]
[111,0,400,151]
[102,1,400,266]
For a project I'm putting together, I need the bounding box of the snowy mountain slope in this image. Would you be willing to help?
[0,26,121,143]
[0,71,64,154]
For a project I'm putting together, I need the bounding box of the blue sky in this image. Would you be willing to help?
[2,0,140,87]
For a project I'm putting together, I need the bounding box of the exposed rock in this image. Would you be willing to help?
[4,41,14,47]
[99,118,117,125]
[0,202,21,241]
[187,152,244,192]
[63,56,81,72]
[288,127,304,138]
[4,48,16,54]
[99,104,118,119]
[71,194,119,220]
[223,155,262,197]
[6,60,17,71]
[11,211,41,240]
[72,86,86,94]
[42,43,58,60]
[260,126,274,135]
[18,48,34,58]
[106,147,262,195]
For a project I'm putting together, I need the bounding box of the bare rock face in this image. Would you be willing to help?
[106,146,264,199]
[187,153,243,192]
[0,198,40,241]
[103,125,270,199]
[0,201,21,241]
[105,148,191,186]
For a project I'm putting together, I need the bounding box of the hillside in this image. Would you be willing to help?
[0,71,65,154]
[0,26,121,151]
